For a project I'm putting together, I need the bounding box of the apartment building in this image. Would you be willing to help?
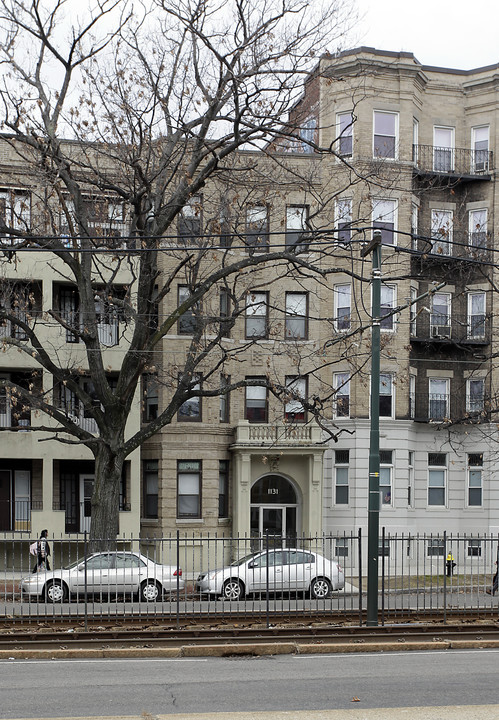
[2,48,499,565]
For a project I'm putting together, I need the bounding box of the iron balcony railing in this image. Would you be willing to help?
[411,228,491,262]
[413,144,493,177]
[410,312,490,344]
[411,392,487,423]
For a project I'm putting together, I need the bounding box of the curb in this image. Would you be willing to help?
[1,638,499,659]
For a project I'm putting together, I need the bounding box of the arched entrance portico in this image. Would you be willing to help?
[250,474,300,547]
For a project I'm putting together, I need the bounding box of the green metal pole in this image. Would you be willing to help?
[364,230,382,626]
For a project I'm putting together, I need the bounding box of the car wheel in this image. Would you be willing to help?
[222,578,245,601]
[140,580,162,602]
[310,577,331,600]
[45,580,68,603]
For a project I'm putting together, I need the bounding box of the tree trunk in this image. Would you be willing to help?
[89,445,123,552]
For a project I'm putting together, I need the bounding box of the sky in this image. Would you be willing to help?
[351,0,499,71]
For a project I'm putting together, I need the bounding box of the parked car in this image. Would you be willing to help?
[195,548,344,600]
[21,551,184,603]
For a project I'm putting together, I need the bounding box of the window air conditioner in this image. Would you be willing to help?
[432,325,451,339]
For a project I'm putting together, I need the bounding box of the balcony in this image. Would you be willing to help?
[413,144,493,181]
[411,228,491,265]
[411,393,487,424]
[232,420,323,448]
[410,313,490,346]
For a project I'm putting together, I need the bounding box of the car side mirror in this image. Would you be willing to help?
[248,561,255,569]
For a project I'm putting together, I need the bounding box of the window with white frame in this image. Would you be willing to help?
[285,292,307,340]
[372,199,396,245]
[178,285,197,335]
[286,205,309,252]
[335,536,349,557]
[472,126,489,172]
[337,112,353,157]
[412,118,419,162]
[433,126,454,172]
[334,284,351,331]
[469,208,487,251]
[431,292,451,338]
[284,376,307,422]
[334,449,349,505]
[300,117,317,152]
[468,539,482,557]
[431,209,453,256]
[428,452,446,506]
[466,378,485,414]
[336,198,352,243]
[178,195,202,243]
[408,450,414,507]
[380,284,396,331]
[427,538,445,556]
[409,374,416,420]
[245,291,268,339]
[0,189,31,245]
[379,373,394,418]
[467,291,486,339]
[245,205,269,251]
[245,378,268,422]
[143,375,158,422]
[177,374,201,421]
[468,453,483,507]
[380,450,393,506]
[177,460,201,518]
[410,286,417,336]
[373,111,398,159]
[429,377,449,422]
[333,372,350,418]
[411,201,419,250]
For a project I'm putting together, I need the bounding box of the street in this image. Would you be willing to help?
[1,648,498,719]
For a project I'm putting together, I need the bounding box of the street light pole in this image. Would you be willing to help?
[361,230,382,627]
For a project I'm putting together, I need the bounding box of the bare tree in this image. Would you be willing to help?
[0,0,396,547]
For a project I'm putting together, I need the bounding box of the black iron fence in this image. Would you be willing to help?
[413,144,493,176]
[0,531,498,624]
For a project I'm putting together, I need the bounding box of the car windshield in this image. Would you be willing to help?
[230,553,259,567]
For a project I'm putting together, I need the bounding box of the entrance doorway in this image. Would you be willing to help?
[250,475,299,549]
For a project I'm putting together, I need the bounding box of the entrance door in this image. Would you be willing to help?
[79,475,94,532]
[251,505,297,549]
[0,469,11,530]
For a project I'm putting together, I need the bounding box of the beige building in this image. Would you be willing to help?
[2,48,499,566]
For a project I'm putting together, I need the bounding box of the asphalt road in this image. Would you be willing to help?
[1,648,499,719]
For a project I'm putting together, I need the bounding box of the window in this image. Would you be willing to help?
[429,378,449,422]
[472,126,489,172]
[333,372,350,418]
[178,196,202,244]
[379,373,393,418]
[57,286,79,343]
[428,452,446,506]
[411,201,419,250]
[337,112,353,157]
[427,538,445,556]
[0,282,41,341]
[285,292,307,340]
[219,460,229,518]
[335,198,352,243]
[380,450,393,506]
[286,205,309,252]
[178,285,198,335]
[373,111,398,159]
[378,539,390,557]
[334,449,349,505]
[468,292,486,339]
[468,453,483,507]
[245,291,268,339]
[409,375,416,420]
[431,210,453,256]
[219,289,231,338]
[433,126,454,172]
[284,376,307,422]
[410,286,417,336]
[334,284,351,331]
[0,189,31,244]
[300,117,316,152]
[143,460,158,519]
[469,209,487,251]
[178,374,201,421]
[468,539,482,557]
[431,293,451,338]
[220,374,230,423]
[467,378,484,414]
[143,375,158,422]
[380,284,396,331]
[408,450,414,507]
[372,199,396,245]
[245,378,268,422]
[412,118,419,162]
[335,537,349,557]
[246,205,269,251]
[177,460,201,518]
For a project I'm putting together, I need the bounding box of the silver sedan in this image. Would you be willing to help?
[196,548,344,601]
[21,551,184,603]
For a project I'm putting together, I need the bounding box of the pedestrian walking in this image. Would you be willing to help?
[486,561,498,596]
[31,529,51,573]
